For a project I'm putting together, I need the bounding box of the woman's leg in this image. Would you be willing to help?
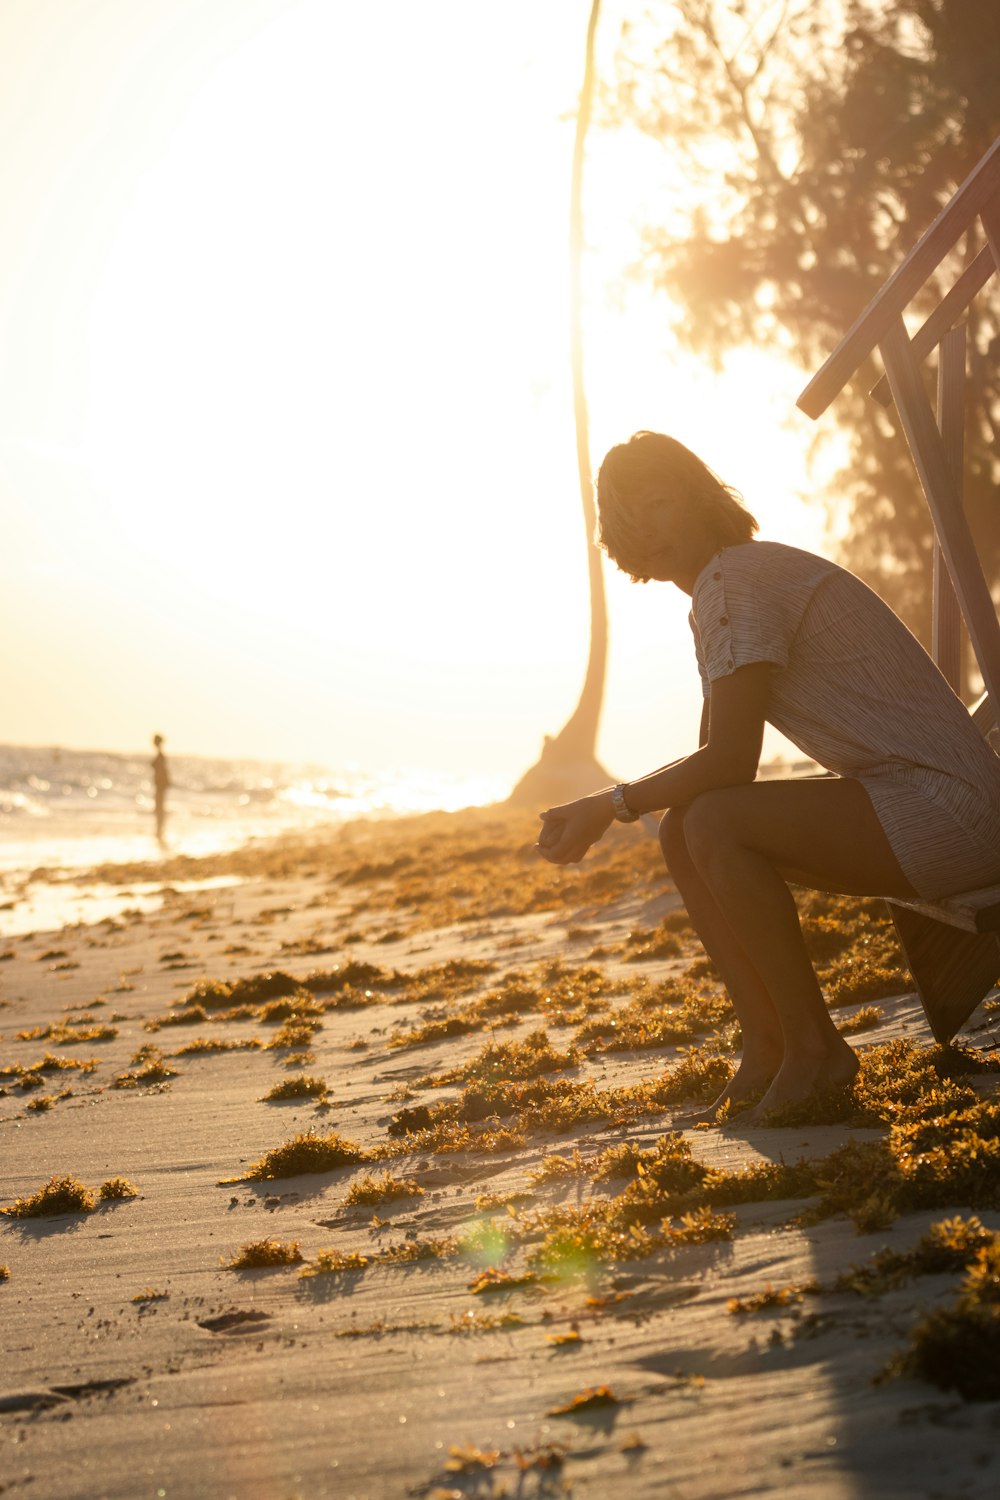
[660,808,784,1114]
[676,777,918,1116]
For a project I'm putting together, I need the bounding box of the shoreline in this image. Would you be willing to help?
[0,805,483,941]
[2,805,999,1499]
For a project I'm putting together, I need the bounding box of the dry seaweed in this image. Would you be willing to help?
[225,1238,304,1269]
[99,1177,139,1201]
[547,1385,620,1416]
[3,1174,97,1217]
[301,1248,370,1277]
[230,1129,368,1182]
[260,1074,329,1102]
[343,1171,424,1206]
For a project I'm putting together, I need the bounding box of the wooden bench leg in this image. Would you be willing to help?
[888,901,1000,1044]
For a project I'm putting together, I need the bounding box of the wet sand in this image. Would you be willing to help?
[2,806,999,1500]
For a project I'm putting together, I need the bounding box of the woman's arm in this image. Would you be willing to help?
[536,662,770,865]
[614,662,767,813]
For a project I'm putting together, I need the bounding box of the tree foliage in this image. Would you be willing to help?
[608,0,1000,659]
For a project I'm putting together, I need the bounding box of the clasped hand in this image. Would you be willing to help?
[536,791,614,865]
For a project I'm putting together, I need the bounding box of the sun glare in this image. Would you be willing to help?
[0,0,829,780]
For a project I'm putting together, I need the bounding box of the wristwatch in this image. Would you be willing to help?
[611,783,640,823]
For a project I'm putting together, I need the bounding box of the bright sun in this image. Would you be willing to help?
[1,0,829,780]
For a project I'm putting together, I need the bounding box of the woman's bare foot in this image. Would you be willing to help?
[673,1051,781,1126]
[741,1035,859,1124]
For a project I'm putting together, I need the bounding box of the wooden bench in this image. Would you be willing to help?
[796,136,1000,1044]
[884,694,1000,1043]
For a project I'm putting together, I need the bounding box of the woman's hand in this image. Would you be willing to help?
[536,791,614,865]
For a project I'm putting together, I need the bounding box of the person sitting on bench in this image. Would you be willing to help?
[536,431,1000,1121]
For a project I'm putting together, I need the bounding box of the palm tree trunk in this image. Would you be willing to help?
[509,0,610,806]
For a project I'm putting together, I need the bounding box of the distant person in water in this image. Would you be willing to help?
[537,431,1000,1122]
[152,734,170,848]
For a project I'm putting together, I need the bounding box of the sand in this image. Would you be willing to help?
[2,806,999,1500]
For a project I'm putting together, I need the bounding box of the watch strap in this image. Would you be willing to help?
[611,783,639,823]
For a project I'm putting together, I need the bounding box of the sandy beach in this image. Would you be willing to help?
[2,804,999,1500]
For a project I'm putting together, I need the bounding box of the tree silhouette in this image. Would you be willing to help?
[510,0,612,806]
[607,0,1000,673]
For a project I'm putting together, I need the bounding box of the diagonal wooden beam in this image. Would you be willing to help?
[980,194,1000,271]
[932,325,966,693]
[878,315,1000,710]
[869,246,995,407]
[797,139,1000,418]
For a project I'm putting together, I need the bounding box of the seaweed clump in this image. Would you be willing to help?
[226,1238,304,1269]
[389,962,623,1050]
[395,1075,621,1139]
[113,1046,178,1089]
[728,1283,816,1315]
[180,970,306,1011]
[523,1143,743,1273]
[99,1177,140,1201]
[890,1237,1000,1401]
[16,1020,118,1044]
[300,1248,370,1278]
[575,983,731,1054]
[22,1053,99,1078]
[26,1090,73,1113]
[3,1174,98,1217]
[547,1386,620,1416]
[175,1037,263,1056]
[2,1173,142,1217]
[232,1129,368,1182]
[260,1074,329,1103]
[426,1028,578,1088]
[836,1216,997,1297]
[343,1171,425,1206]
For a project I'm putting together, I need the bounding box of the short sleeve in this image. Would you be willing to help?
[688,609,712,699]
[692,548,790,687]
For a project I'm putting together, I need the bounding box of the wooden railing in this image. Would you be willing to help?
[796,133,1000,715]
[797,136,1000,1045]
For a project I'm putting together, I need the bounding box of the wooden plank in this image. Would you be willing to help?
[981,194,1000,268]
[889,902,1000,1043]
[869,246,995,407]
[890,885,1000,935]
[878,315,1000,712]
[971,690,998,735]
[932,326,966,692]
[796,139,1000,419]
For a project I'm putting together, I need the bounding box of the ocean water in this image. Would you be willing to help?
[0,742,507,880]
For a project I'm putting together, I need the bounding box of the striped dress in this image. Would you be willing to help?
[689,541,1000,899]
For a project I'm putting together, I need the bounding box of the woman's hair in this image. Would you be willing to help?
[596,431,758,580]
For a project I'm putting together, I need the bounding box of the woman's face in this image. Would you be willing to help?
[632,496,718,592]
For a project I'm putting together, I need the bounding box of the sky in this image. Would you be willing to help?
[0,0,837,788]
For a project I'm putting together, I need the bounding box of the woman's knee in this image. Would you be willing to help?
[680,791,734,868]
[661,792,745,877]
[658,806,692,876]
